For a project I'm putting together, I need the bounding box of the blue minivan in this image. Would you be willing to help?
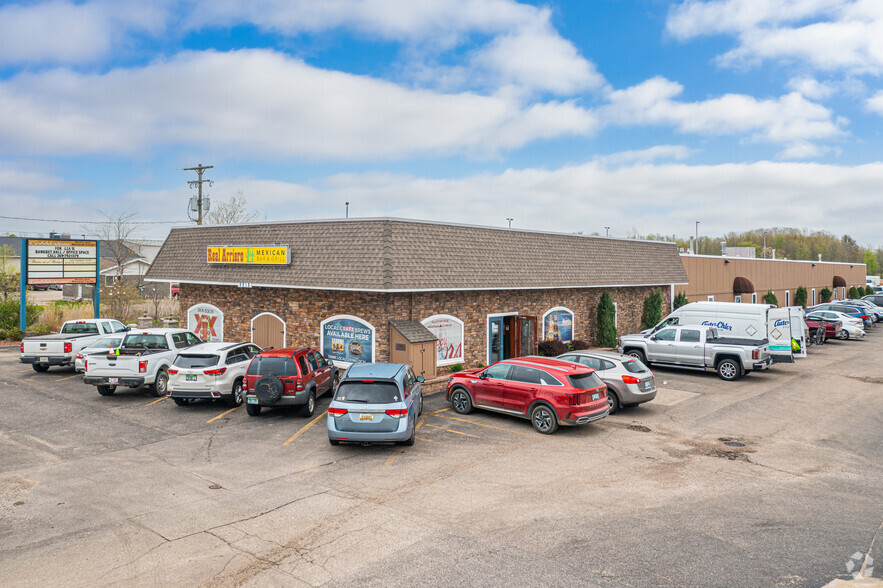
[327,363,424,446]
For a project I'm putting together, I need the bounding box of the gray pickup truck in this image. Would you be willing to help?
[617,325,772,381]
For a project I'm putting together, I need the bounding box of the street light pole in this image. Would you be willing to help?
[604,226,610,237]
[695,221,700,253]
[506,218,513,228]
[345,202,349,218]
[763,230,767,259]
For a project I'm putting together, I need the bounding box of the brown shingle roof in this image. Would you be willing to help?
[389,320,438,343]
[145,218,688,291]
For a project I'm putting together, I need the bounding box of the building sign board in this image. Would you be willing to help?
[207,246,289,265]
[421,314,465,366]
[26,239,97,284]
[187,303,224,342]
[320,315,375,367]
[542,307,574,342]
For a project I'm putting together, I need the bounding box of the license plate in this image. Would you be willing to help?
[247,397,259,404]
[592,393,599,401]
[40,356,48,362]
[107,378,118,385]
[359,413,374,421]
[185,374,197,382]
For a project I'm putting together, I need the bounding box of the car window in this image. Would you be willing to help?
[623,358,649,373]
[655,329,677,341]
[185,332,202,346]
[314,352,327,368]
[537,370,562,386]
[578,356,602,370]
[484,363,511,380]
[124,334,169,350]
[297,355,309,375]
[402,370,415,396]
[247,345,261,357]
[680,329,701,343]
[86,336,123,350]
[247,356,286,376]
[568,372,604,390]
[225,348,248,365]
[171,333,189,349]
[61,322,99,334]
[508,365,542,384]
[306,353,319,372]
[601,359,616,370]
[112,321,128,333]
[335,381,401,404]
[175,354,220,368]
[101,321,113,334]
[557,355,578,364]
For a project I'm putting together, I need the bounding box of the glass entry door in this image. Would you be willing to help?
[488,317,505,364]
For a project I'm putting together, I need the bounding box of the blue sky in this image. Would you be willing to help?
[1,0,882,248]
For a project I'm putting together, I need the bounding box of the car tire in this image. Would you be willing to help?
[418,396,423,417]
[716,358,742,381]
[329,439,340,446]
[32,364,49,373]
[151,370,168,397]
[330,373,340,394]
[299,390,316,418]
[625,349,647,364]
[530,404,559,435]
[173,398,188,406]
[254,375,283,404]
[226,379,244,408]
[97,385,116,396]
[400,423,416,446]
[607,390,620,414]
[246,403,261,416]
[839,330,849,340]
[450,388,473,414]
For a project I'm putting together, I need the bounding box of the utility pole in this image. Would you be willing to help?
[695,221,700,254]
[184,164,213,225]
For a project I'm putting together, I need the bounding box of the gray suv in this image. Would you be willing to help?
[557,350,657,413]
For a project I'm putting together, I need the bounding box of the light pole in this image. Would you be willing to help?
[604,226,610,237]
[695,221,700,253]
[763,230,767,259]
[506,218,513,228]
[345,202,349,218]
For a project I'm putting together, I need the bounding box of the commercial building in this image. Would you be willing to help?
[145,218,687,375]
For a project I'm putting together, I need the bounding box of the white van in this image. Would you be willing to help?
[647,302,797,363]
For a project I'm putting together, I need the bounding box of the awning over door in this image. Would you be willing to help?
[733,276,755,294]
[833,275,847,287]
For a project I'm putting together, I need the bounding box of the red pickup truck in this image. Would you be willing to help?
[805,317,842,341]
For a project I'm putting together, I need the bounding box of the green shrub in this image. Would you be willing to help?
[0,297,41,330]
[673,292,689,309]
[640,288,663,330]
[0,327,24,341]
[762,291,778,306]
[569,339,590,351]
[848,286,860,299]
[866,285,876,296]
[476,362,486,368]
[448,363,464,373]
[538,340,569,356]
[795,286,808,308]
[597,291,617,347]
[30,324,53,335]
[820,287,832,303]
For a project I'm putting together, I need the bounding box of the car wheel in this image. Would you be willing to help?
[418,396,423,417]
[530,404,559,435]
[330,373,340,394]
[299,390,316,418]
[607,390,620,414]
[246,403,262,416]
[173,398,188,406]
[625,349,646,364]
[32,364,49,373]
[450,388,473,414]
[151,370,168,397]
[400,423,416,446]
[716,359,742,381]
[97,385,116,396]
[329,439,340,446]
[839,330,849,340]
[226,379,244,408]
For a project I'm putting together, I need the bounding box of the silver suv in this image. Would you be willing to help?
[168,342,262,407]
[557,350,657,413]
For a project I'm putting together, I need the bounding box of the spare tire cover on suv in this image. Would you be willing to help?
[254,375,283,404]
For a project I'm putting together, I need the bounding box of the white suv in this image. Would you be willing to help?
[167,342,262,407]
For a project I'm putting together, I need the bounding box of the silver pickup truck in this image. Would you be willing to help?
[617,325,772,381]
[20,318,129,372]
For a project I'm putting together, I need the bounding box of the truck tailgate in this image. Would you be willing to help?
[85,354,141,378]
[23,340,67,356]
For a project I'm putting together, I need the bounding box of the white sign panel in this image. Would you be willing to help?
[422,314,464,366]
[187,303,224,342]
[26,239,97,283]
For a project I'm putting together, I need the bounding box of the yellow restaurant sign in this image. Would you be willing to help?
[206,246,290,265]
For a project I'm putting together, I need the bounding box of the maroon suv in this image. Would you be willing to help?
[446,356,609,434]
[243,348,339,417]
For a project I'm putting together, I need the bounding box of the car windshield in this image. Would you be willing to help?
[174,354,220,368]
[123,334,168,349]
[247,357,287,376]
[61,322,99,334]
[335,381,401,404]
[85,336,122,350]
[567,372,604,390]
[622,358,649,373]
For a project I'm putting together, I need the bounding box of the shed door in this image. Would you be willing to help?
[252,313,285,349]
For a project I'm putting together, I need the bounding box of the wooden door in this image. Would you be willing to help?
[252,313,285,349]
[516,316,537,357]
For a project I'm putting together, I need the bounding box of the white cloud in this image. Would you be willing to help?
[594,145,695,165]
[603,77,844,158]
[788,76,836,99]
[867,90,883,114]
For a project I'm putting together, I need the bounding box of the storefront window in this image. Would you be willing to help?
[421,314,464,366]
[320,315,375,367]
[542,307,574,342]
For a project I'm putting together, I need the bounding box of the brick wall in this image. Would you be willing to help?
[179,283,670,366]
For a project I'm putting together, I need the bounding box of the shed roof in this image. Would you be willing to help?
[145,218,688,292]
[389,320,438,343]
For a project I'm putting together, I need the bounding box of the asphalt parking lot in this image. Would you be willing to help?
[1,336,882,587]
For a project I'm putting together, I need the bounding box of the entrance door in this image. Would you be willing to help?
[252,313,285,349]
[516,316,537,357]
[488,317,505,364]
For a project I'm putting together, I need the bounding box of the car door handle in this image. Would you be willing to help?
[495,382,504,386]
[529,387,538,392]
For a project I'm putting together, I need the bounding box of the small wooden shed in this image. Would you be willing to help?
[389,320,438,378]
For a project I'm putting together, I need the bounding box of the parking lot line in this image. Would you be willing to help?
[384,416,426,466]
[206,406,239,423]
[55,374,81,382]
[283,413,326,446]
[384,449,405,466]
[436,413,533,437]
[145,397,166,406]
[423,422,509,444]
[415,436,450,445]
[429,407,450,415]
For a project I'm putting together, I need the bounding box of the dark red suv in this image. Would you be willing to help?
[243,348,339,417]
[446,356,609,434]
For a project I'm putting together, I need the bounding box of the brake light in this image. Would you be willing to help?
[385,408,408,418]
[752,349,760,359]
[296,378,304,391]
[328,407,348,417]
[76,353,84,360]
[84,360,87,371]
[242,380,248,391]
[167,368,179,375]
[64,342,72,353]
[204,367,227,375]
[139,360,148,373]
[621,375,641,384]
[20,343,24,353]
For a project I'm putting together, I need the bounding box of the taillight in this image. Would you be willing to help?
[139,360,148,373]
[64,342,72,353]
[621,375,640,384]
[167,368,179,375]
[752,349,760,359]
[242,380,248,391]
[20,343,24,353]
[328,407,348,417]
[296,378,304,391]
[385,408,408,418]
[84,360,87,371]
[204,367,227,375]
[76,353,84,360]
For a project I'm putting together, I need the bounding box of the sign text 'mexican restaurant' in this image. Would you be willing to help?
[206,246,290,265]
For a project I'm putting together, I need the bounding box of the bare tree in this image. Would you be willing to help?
[0,244,19,300]
[204,190,260,225]
[89,210,140,280]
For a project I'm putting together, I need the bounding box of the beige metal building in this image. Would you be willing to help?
[678,254,867,307]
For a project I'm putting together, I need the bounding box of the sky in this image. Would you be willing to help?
[1,0,883,248]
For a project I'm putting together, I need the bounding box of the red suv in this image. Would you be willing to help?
[243,348,339,417]
[446,356,609,434]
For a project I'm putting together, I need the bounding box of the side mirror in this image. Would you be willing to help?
[327,359,334,367]
[416,376,425,383]
[478,371,487,380]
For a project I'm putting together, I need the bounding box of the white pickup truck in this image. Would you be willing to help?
[83,328,203,396]
[20,318,129,372]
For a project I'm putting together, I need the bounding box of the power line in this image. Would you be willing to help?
[0,214,184,224]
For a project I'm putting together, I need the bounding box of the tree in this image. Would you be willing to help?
[795,286,808,308]
[867,285,876,296]
[864,250,878,275]
[640,288,663,330]
[0,244,20,300]
[596,292,617,347]
[673,292,689,309]
[848,286,860,299]
[820,287,832,303]
[762,291,778,306]
[89,210,140,282]
[203,189,260,225]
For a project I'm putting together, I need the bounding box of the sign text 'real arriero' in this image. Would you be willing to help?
[206,246,290,265]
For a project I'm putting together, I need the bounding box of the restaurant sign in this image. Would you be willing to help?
[207,245,290,265]
[320,315,375,367]
[421,314,464,366]
[26,239,97,284]
[187,303,224,342]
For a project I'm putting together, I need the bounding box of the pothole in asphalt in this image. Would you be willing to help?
[628,424,652,433]
[718,437,747,447]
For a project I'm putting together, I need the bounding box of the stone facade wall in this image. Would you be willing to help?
[179,283,671,367]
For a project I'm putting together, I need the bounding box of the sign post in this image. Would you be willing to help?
[19,238,27,332]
